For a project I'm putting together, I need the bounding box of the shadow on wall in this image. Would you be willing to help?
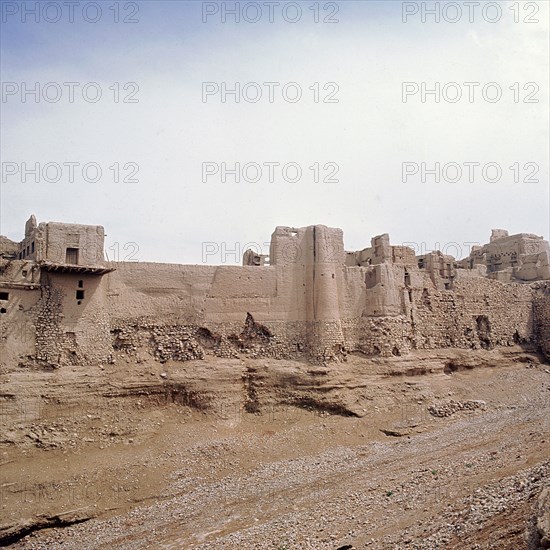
[475,315,492,350]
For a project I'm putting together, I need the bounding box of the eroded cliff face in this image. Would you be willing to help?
[533,282,550,362]
[0,347,548,548]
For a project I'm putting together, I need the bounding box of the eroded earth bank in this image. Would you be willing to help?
[1,347,549,549]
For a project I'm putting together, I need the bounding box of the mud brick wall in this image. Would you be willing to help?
[109,317,312,363]
[410,273,534,351]
[341,316,411,357]
[533,282,550,360]
[32,273,112,366]
[2,223,548,368]
[307,320,346,361]
[33,285,65,364]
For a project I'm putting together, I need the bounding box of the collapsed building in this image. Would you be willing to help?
[0,215,549,368]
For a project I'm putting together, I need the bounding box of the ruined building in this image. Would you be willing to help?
[1,215,549,368]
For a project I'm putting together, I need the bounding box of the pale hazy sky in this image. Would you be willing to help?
[1,0,549,264]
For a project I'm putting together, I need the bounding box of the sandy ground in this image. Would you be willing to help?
[1,347,549,548]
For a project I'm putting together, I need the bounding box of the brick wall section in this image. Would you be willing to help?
[533,282,550,360]
[109,318,312,363]
[32,273,112,367]
[2,224,549,367]
[342,316,411,357]
[408,273,534,350]
[34,285,65,365]
[340,273,535,357]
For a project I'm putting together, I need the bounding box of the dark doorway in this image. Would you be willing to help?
[66,248,79,264]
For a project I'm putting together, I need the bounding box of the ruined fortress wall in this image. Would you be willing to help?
[0,261,41,365]
[0,270,112,367]
[0,287,41,365]
[33,272,111,365]
[337,265,536,357]
[104,262,313,357]
[2,219,548,367]
[105,226,352,360]
[0,262,543,366]
[409,271,534,350]
[533,283,550,360]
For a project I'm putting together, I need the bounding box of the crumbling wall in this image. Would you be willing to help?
[105,226,348,363]
[409,272,534,350]
[33,284,65,365]
[341,316,411,357]
[2,222,548,367]
[338,260,536,357]
[533,282,550,360]
[105,261,311,361]
[0,287,40,366]
[32,273,111,366]
[109,316,309,364]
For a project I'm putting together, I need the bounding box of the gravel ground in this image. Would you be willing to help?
[3,352,549,549]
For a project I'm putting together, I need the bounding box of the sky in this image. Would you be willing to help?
[1,0,549,264]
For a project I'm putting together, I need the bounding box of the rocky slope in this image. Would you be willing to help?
[0,346,548,548]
